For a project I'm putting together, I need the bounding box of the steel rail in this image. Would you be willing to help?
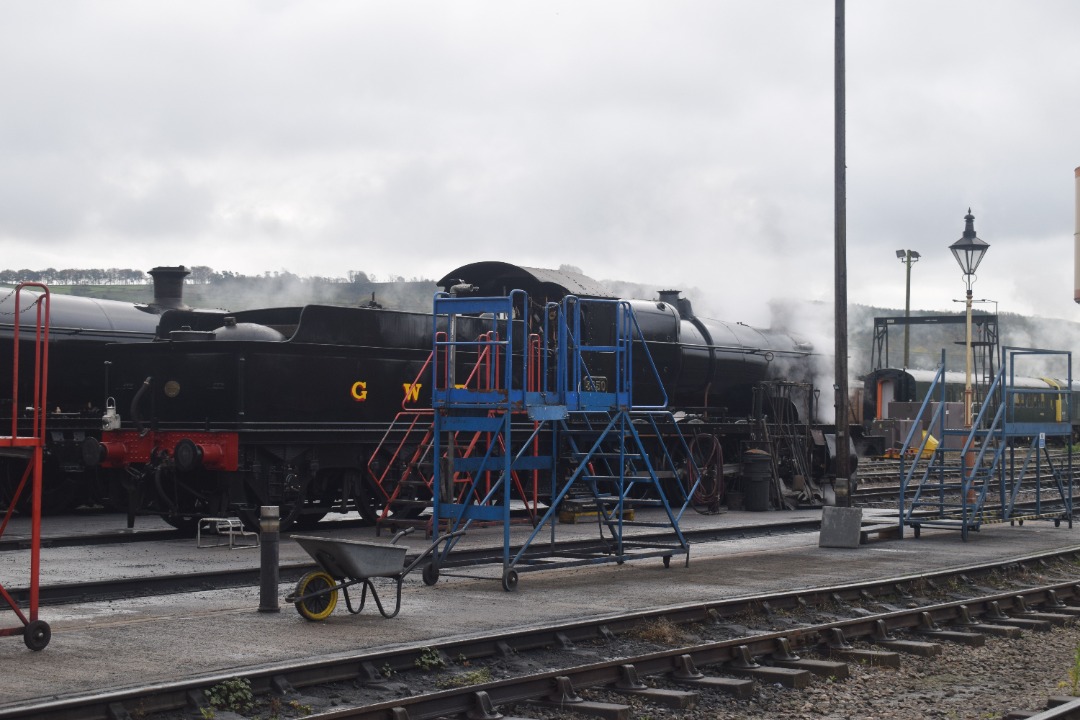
[4,546,1080,720]
[303,574,1080,720]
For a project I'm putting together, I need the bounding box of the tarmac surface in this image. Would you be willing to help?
[1,507,1079,711]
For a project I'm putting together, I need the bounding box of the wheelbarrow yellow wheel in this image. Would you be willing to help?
[293,571,338,621]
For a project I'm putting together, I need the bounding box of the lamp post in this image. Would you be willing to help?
[949,209,990,428]
[895,249,920,368]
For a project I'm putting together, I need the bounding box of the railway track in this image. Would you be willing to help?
[856,450,1076,481]
[4,479,1071,609]
[0,448,1067,553]
[0,515,375,553]
[1,518,824,607]
[853,452,1077,510]
[6,548,1080,720]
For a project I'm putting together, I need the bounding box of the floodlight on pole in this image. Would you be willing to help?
[949,209,990,428]
[896,249,920,368]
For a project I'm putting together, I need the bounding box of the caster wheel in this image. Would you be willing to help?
[1055,519,1062,528]
[23,620,50,651]
[663,555,671,568]
[1018,519,1024,526]
[912,525,921,539]
[422,562,440,586]
[501,569,519,592]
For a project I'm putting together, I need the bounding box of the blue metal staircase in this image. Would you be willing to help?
[897,348,1074,540]
[429,291,701,590]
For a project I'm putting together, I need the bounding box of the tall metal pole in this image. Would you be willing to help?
[897,249,919,368]
[833,0,850,504]
[963,286,974,427]
[1074,166,1080,304]
[904,257,911,367]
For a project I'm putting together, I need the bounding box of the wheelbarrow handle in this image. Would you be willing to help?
[401,529,466,577]
[389,527,416,545]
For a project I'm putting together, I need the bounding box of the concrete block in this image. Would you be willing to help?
[819,506,863,548]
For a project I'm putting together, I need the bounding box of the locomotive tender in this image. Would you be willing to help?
[68,261,847,531]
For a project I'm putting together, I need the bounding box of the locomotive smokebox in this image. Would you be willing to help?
[149,266,190,310]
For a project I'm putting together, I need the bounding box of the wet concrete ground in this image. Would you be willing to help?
[1,507,1078,710]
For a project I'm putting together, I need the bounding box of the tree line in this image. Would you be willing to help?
[0,267,148,285]
[0,266,428,286]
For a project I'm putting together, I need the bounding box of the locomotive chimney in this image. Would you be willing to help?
[1075,166,1080,303]
[658,289,695,319]
[149,266,191,310]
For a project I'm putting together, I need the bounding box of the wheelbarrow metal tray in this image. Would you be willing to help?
[292,535,408,581]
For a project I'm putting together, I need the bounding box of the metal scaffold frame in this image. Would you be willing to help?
[896,347,1073,541]
[366,329,544,536]
[0,283,52,650]
[429,291,701,590]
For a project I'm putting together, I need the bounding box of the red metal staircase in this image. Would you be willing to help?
[0,283,52,650]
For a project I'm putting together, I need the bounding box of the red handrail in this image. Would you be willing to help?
[0,282,51,650]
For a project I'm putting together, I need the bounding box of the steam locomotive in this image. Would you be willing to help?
[17,261,851,531]
[0,268,191,512]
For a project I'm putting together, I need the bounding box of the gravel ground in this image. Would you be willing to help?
[502,624,1080,720]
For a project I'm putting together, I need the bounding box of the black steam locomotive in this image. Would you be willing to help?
[0,268,191,512]
[56,262,846,531]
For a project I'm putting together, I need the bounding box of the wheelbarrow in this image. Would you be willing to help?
[285,529,464,620]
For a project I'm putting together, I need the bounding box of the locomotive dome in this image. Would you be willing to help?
[213,316,286,341]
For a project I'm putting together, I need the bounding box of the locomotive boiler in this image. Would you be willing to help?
[0,267,191,512]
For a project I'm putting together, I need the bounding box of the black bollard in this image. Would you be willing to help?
[258,505,280,613]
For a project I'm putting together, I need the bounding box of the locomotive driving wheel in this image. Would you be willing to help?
[292,469,351,528]
[3,465,83,515]
[138,464,219,537]
[684,433,723,513]
[345,468,382,524]
[234,471,312,532]
[159,483,216,536]
[163,514,202,536]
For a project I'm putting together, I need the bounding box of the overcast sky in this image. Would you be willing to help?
[2,1,1079,327]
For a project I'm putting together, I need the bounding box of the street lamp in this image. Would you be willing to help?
[949,209,990,427]
[896,249,920,368]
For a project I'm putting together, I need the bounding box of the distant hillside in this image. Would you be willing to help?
[845,306,1079,379]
